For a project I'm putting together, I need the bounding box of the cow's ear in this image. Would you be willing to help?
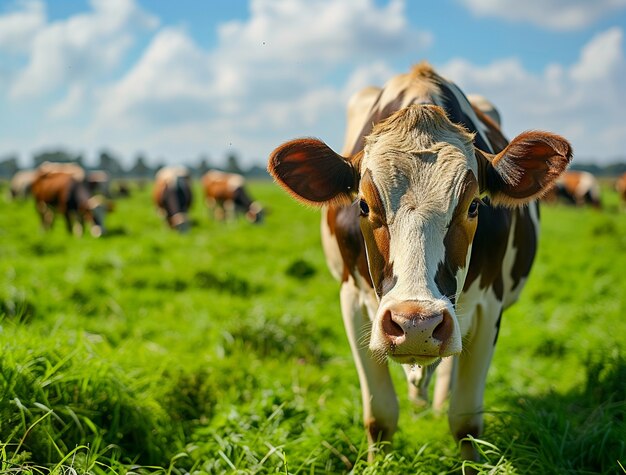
[478,131,572,207]
[268,138,359,206]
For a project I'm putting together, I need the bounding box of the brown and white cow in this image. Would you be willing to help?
[201,170,263,223]
[153,166,193,232]
[31,167,108,237]
[268,63,572,461]
[543,170,601,208]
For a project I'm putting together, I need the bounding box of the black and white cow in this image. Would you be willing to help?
[268,63,572,461]
[153,166,193,232]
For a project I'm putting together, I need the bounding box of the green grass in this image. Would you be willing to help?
[0,182,624,474]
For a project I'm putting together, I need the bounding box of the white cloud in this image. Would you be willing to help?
[459,0,626,30]
[217,0,430,66]
[48,84,87,119]
[571,27,624,81]
[8,0,158,99]
[343,61,395,96]
[95,28,213,129]
[89,0,431,163]
[0,0,45,54]
[439,27,626,161]
[3,0,624,168]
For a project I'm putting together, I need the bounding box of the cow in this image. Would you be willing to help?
[616,172,626,207]
[153,166,193,232]
[201,170,263,223]
[543,170,601,208]
[31,167,108,237]
[268,63,572,462]
[9,170,38,200]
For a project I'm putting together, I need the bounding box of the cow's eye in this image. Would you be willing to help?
[359,199,370,217]
[468,199,481,218]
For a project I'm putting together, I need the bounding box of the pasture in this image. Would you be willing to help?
[0,180,624,474]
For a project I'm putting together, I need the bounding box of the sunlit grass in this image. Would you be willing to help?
[0,181,624,473]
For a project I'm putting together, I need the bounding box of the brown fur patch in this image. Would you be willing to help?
[359,170,395,296]
[268,138,358,206]
[32,172,75,214]
[435,173,479,302]
[487,131,573,206]
[331,202,373,287]
[463,201,511,300]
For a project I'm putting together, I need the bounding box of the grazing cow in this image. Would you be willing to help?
[544,170,601,208]
[201,170,263,223]
[31,167,108,237]
[268,63,572,461]
[153,166,193,232]
[9,170,38,200]
[615,172,626,206]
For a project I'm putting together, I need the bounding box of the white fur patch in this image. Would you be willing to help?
[156,166,190,186]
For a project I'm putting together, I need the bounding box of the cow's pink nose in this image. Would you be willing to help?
[381,301,454,355]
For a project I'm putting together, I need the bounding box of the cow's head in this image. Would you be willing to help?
[164,177,192,233]
[269,105,571,366]
[246,202,264,224]
[85,193,113,237]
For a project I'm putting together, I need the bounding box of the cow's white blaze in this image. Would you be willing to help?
[361,106,479,361]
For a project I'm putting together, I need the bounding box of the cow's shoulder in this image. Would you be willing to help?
[327,201,372,287]
[463,201,538,304]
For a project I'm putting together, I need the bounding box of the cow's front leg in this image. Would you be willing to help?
[403,356,452,411]
[64,212,74,234]
[37,202,54,230]
[223,199,236,221]
[404,362,434,406]
[448,304,502,461]
[340,277,398,461]
[433,356,453,412]
[66,211,83,236]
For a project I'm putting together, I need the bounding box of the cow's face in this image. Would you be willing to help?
[168,211,190,232]
[86,195,109,237]
[269,104,571,365]
[246,202,264,224]
[357,106,480,364]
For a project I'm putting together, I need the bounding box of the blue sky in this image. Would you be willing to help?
[1,0,625,167]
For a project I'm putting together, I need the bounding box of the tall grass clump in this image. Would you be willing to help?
[0,319,183,470]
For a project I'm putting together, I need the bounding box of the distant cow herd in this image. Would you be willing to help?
[8,160,619,239]
[8,161,619,240]
[8,162,263,236]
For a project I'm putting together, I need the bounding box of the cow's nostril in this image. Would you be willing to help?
[432,311,453,342]
[382,310,405,338]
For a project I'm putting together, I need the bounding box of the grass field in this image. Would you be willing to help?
[0,180,625,474]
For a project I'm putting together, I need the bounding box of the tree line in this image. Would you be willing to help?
[0,149,271,180]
